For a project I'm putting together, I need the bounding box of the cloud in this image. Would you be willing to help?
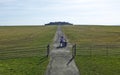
[0,0,120,25]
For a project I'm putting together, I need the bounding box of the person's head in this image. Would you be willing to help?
[61,36,63,38]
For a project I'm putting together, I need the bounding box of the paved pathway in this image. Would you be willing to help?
[45,26,80,75]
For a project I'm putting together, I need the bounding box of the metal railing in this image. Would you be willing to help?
[66,43,119,66]
[71,44,120,57]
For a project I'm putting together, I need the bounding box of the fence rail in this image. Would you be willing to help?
[0,44,51,59]
[71,44,120,58]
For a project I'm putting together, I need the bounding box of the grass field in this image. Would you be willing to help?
[62,25,120,75]
[0,26,56,75]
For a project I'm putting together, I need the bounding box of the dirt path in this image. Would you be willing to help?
[45,26,80,75]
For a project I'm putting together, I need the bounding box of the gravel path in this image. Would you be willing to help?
[45,26,80,75]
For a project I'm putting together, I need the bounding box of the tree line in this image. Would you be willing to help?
[45,22,73,25]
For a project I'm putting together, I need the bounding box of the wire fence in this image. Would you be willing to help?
[72,44,120,58]
[0,45,51,59]
[71,44,120,75]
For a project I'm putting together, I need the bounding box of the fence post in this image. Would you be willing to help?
[72,45,74,57]
[72,44,76,58]
[47,44,50,57]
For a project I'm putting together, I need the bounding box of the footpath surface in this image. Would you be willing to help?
[45,26,80,75]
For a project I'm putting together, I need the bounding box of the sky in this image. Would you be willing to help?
[0,0,120,25]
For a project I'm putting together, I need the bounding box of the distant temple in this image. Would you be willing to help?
[45,22,73,26]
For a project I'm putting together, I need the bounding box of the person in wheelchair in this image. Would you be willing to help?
[59,36,67,48]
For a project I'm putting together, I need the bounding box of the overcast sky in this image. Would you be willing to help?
[0,0,120,25]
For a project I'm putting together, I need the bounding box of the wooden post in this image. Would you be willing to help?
[72,44,76,58]
[47,44,50,57]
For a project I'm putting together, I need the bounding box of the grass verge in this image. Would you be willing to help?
[0,26,56,75]
[62,25,120,75]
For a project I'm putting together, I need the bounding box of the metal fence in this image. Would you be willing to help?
[72,44,120,58]
[0,44,50,59]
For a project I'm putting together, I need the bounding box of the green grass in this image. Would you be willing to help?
[62,25,120,75]
[75,56,120,75]
[0,57,48,75]
[0,26,56,75]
